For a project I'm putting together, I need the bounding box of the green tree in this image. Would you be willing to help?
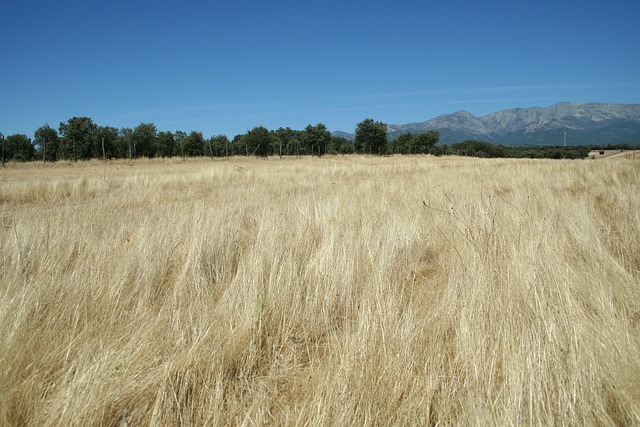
[244,126,273,157]
[119,128,134,159]
[131,123,158,157]
[329,136,353,154]
[34,124,59,162]
[4,134,35,161]
[210,135,230,157]
[273,128,287,157]
[273,127,305,156]
[414,130,440,154]
[182,131,206,157]
[355,119,388,155]
[59,117,98,160]
[95,126,120,159]
[452,140,504,158]
[157,131,176,158]
[174,131,187,157]
[304,123,331,157]
[393,132,415,154]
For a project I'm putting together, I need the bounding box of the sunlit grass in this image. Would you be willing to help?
[1,155,639,425]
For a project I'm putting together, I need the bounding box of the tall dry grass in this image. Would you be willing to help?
[1,155,639,425]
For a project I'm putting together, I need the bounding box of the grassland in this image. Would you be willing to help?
[1,155,639,425]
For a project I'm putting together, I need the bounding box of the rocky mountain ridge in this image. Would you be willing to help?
[334,102,640,145]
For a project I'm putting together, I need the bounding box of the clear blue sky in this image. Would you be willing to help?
[1,0,639,139]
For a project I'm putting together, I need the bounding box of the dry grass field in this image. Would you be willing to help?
[1,155,639,425]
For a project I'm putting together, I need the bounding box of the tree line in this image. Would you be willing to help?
[2,117,632,163]
[445,140,593,159]
[0,117,441,163]
[443,140,640,159]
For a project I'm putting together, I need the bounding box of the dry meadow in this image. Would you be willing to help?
[1,154,639,425]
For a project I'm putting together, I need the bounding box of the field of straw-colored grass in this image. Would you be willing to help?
[1,155,639,425]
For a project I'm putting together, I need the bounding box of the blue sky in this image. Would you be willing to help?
[1,0,639,138]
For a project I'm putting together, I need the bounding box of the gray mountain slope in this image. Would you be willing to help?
[334,102,640,145]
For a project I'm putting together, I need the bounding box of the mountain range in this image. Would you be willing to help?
[332,102,640,146]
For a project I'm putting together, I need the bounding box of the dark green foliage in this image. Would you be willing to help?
[209,135,230,157]
[174,131,187,158]
[3,134,35,161]
[273,127,300,156]
[59,117,98,160]
[132,123,158,158]
[391,132,415,154]
[388,131,440,154]
[355,119,388,155]
[119,128,134,159]
[329,136,354,154]
[588,143,640,151]
[183,131,207,157]
[304,123,331,157]
[449,140,592,159]
[414,131,440,154]
[34,124,59,161]
[230,134,245,156]
[157,131,177,158]
[244,126,273,157]
[505,146,591,159]
[451,140,507,158]
[95,126,120,159]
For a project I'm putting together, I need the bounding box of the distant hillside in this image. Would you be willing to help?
[330,131,354,140]
[332,102,640,145]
